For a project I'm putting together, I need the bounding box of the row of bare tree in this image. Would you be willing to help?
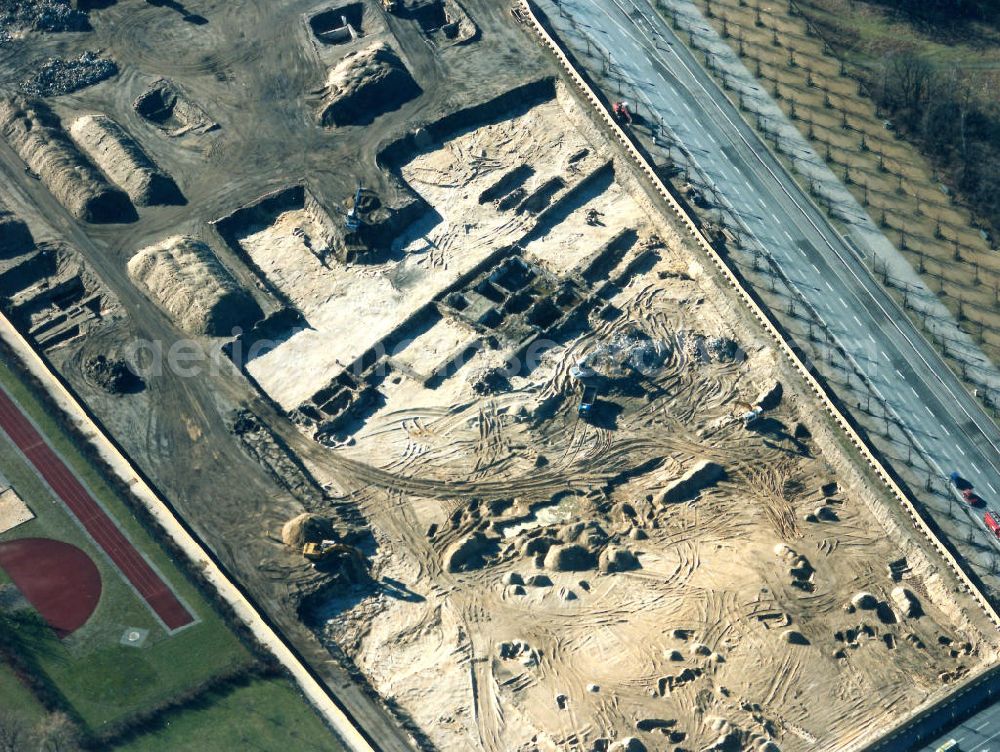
[868,0,997,24]
[873,48,1000,234]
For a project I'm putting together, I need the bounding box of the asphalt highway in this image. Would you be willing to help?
[537,0,1000,558]
[923,712,1000,752]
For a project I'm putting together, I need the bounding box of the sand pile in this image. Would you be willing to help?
[0,198,34,258]
[282,512,336,548]
[0,97,133,223]
[69,114,183,206]
[657,460,725,503]
[127,236,262,335]
[317,42,419,127]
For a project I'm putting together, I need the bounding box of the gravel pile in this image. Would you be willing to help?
[0,0,89,36]
[20,51,117,97]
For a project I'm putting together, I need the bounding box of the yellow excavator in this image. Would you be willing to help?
[302,540,368,580]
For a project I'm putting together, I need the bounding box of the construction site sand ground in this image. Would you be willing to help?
[306,89,1000,752]
[0,0,997,749]
[241,92,612,412]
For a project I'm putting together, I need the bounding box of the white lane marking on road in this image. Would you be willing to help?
[583,0,1000,487]
[989,483,998,494]
[770,212,780,223]
[958,446,966,456]
[975,720,990,731]
[927,405,936,417]
[811,263,820,274]
[825,281,834,291]
[969,722,1000,750]
[972,462,981,473]
[839,297,848,309]
[853,315,862,326]
[895,369,903,379]
[910,387,918,397]
[868,333,875,343]
[783,230,793,240]
[943,426,951,436]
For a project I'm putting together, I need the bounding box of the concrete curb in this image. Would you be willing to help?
[519,1,999,746]
[0,313,376,752]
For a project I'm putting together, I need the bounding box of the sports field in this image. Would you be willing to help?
[0,355,339,750]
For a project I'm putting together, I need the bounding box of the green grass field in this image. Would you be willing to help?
[0,660,46,724]
[112,677,347,752]
[0,355,343,752]
[0,355,253,732]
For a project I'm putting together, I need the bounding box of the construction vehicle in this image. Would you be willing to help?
[302,540,368,579]
[579,384,598,418]
[985,511,1000,539]
[344,182,364,233]
[612,101,632,124]
[734,400,764,428]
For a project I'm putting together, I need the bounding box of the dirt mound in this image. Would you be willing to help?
[0,199,33,258]
[281,512,335,548]
[543,543,596,572]
[609,737,646,752]
[892,587,922,618]
[82,355,143,395]
[443,531,499,572]
[598,545,639,573]
[318,42,419,127]
[69,115,183,206]
[127,235,262,335]
[657,460,725,504]
[0,97,133,223]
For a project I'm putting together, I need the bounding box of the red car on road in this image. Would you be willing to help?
[963,489,985,507]
[985,511,1000,538]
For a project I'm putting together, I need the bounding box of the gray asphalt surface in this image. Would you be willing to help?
[537,0,1000,559]
[922,707,1000,752]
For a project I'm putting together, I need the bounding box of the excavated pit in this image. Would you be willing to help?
[133,78,217,136]
[309,3,365,44]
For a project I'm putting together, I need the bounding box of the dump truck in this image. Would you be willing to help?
[579,385,598,418]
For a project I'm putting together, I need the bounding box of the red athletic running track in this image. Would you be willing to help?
[0,386,194,631]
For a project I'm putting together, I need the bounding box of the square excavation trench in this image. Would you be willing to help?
[309,3,365,44]
[240,94,614,411]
